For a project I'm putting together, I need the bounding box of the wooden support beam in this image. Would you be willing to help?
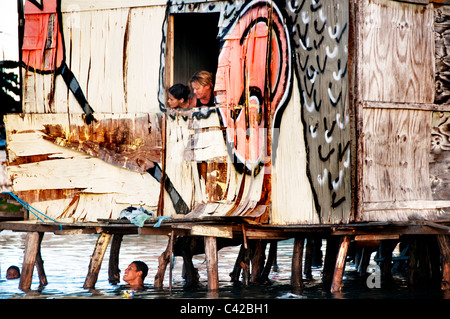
[83,233,111,289]
[108,234,123,285]
[291,237,305,290]
[261,240,278,282]
[437,235,450,290]
[250,240,267,284]
[204,236,219,291]
[331,236,351,293]
[154,233,175,289]
[322,237,339,286]
[19,232,45,291]
[35,232,47,287]
[304,238,313,280]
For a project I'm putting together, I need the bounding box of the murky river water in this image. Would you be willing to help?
[0,230,449,301]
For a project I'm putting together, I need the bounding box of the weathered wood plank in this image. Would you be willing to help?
[359,0,435,104]
[361,108,433,220]
[190,225,233,238]
[4,113,162,221]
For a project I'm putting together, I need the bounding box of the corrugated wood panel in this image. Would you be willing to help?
[4,113,162,222]
[359,0,435,104]
[22,5,165,114]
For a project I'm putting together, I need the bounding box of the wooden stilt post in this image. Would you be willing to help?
[437,235,450,291]
[35,232,47,287]
[108,234,123,285]
[181,237,199,288]
[204,236,219,291]
[169,232,174,293]
[155,233,175,289]
[83,232,111,289]
[19,232,43,291]
[330,236,351,293]
[322,236,339,286]
[291,237,305,290]
[261,240,278,282]
[380,240,396,282]
[250,239,267,284]
[304,238,313,280]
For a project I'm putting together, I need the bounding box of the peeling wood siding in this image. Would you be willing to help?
[22,5,166,114]
[359,0,435,104]
[4,113,161,222]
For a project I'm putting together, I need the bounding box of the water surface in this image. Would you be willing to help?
[0,230,448,300]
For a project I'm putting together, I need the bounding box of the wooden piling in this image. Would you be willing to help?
[322,237,339,286]
[35,232,47,287]
[230,244,246,283]
[437,235,450,290]
[330,236,351,293]
[108,234,123,285]
[261,240,278,282]
[250,239,267,284]
[83,232,111,289]
[291,237,305,289]
[304,238,313,280]
[19,232,45,291]
[155,233,175,289]
[204,236,219,291]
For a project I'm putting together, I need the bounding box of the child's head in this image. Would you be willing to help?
[168,83,190,108]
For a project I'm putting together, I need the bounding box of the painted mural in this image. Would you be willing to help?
[13,0,351,223]
[159,0,351,222]
[215,0,292,176]
[21,0,95,123]
[283,0,351,221]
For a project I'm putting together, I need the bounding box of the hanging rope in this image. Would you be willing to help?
[2,191,62,230]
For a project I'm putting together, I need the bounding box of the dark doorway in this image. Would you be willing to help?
[172,13,220,87]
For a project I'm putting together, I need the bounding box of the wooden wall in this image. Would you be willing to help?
[22,0,166,114]
[5,113,162,221]
[9,0,450,224]
[356,0,450,221]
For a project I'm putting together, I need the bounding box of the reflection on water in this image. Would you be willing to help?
[0,230,448,299]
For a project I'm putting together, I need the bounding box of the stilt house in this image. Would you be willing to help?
[5,0,450,226]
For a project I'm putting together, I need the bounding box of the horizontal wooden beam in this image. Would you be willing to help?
[354,234,400,241]
[360,100,450,112]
